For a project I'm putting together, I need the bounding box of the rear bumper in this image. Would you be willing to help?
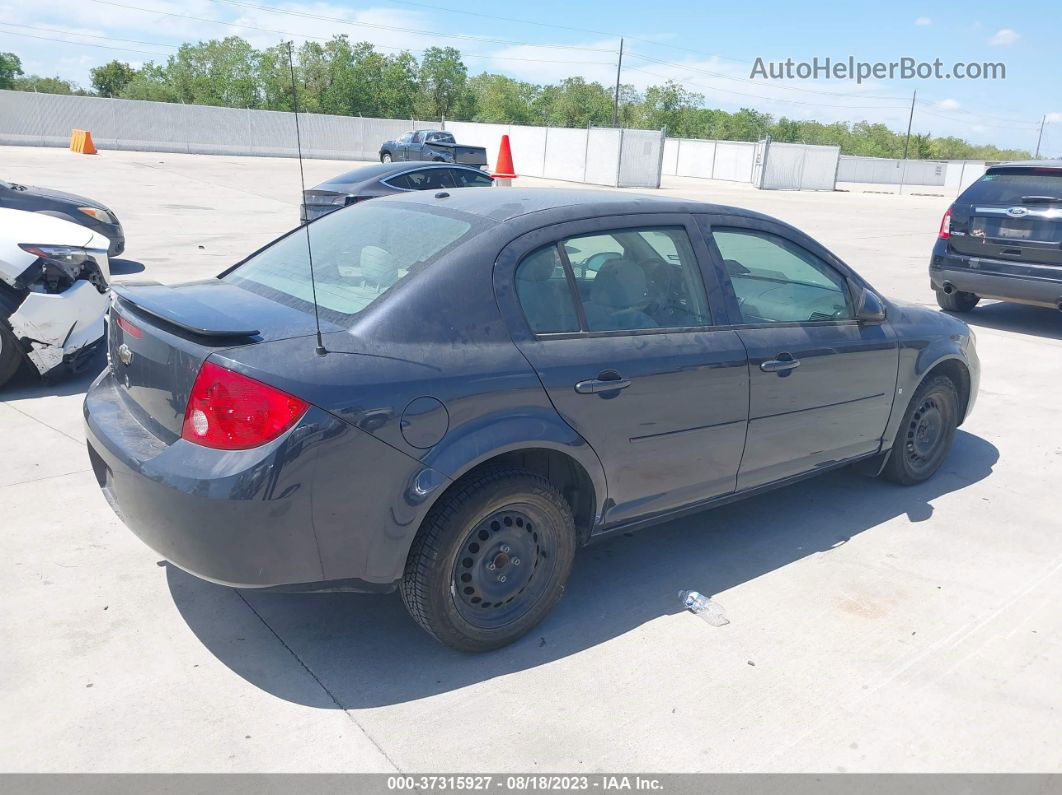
[84,368,446,591]
[84,369,327,588]
[930,246,1062,309]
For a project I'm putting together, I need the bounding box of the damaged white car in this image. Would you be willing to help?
[0,208,110,387]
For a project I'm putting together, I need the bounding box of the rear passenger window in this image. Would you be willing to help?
[451,169,494,188]
[400,169,454,190]
[564,228,711,331]
[711,228,850,323]
[514,245,580,333]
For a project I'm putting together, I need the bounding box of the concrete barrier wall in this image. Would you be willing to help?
[663,138,757,183]
[758,141,840,191]
[837,156,947,186]
[0,90,663,189]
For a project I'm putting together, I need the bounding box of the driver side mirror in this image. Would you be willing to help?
[855,288,887,323]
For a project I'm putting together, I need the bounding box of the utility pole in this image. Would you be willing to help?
[1035,114,1046,158]
[612,38,624,128]
[902,90,916,159]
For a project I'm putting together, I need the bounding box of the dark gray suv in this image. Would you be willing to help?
[931,161,1062,312]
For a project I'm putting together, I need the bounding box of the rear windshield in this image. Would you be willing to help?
[959,169,1062,204]
[224,203,481,323]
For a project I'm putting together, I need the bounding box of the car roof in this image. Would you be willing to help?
[315,161,480,189]
[376,186,765,224]
[987,160,1062,171]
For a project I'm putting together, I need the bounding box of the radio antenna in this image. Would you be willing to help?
[287,40,327,356]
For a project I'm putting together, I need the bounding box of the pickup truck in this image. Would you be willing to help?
[379,130,488,169]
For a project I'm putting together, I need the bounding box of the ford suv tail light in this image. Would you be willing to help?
[938,207,952,239]
[182,361,309,450]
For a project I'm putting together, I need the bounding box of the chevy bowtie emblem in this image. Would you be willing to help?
[117,343,134,366]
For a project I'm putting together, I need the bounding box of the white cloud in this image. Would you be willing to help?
[988,28,1020,46]
[935,98,961,111]
[1046,112,1062,123]
[914,17,932,26]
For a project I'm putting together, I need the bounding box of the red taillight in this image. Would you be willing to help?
[938,207,952,239]
[181,361,309,450]
[114,313,143,339]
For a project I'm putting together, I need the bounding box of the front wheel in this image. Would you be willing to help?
[400,468,576,652]
[381,153,392,163]
[881,375,959,485]
[935,288,979,313]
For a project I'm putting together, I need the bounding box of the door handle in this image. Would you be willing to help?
[760,355,800,373]
[575,377,632,394]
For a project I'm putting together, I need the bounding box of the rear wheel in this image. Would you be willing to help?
[881,374,959,485]
[935,288,979,313]
[400,467,576,652]
[381,153,392,163]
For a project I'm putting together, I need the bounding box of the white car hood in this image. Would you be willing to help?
[0,207,97,248]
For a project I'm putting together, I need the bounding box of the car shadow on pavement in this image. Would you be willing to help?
[1,347,105,400]
[954,302,1062,341]
[167,429,998,709]
[109,258,147,276]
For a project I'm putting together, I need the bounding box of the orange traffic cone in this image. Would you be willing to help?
[491,135,517,186]
[70,129,98,155]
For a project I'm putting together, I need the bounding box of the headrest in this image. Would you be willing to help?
[518,248,560,282]
[592,260,646,309]
[360,245,398,286]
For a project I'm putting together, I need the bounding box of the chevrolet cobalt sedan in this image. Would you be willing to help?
[85,189,979,652]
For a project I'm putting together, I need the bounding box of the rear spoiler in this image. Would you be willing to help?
[112,282,259,338]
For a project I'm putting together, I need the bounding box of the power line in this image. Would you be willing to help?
[625,52,912,102]
[624,66,910,110]
[204,0,615,52]
[81,0,614,65]
[0,27,170,57]
[0,22,179,50]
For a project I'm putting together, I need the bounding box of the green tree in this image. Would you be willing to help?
[538,77,612,127]
[166,37,260,108]
[417,47,468,119]
[11,75,79,94]
[0,52,23,89]
[467,73,538,123]
[90,60,136,97]
[120,62,180,102]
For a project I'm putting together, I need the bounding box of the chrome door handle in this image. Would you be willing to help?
[575,378,632,394]
[760,356,800,373]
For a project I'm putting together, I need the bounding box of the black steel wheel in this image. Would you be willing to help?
[401,467,576,652]
[882,374,959,485]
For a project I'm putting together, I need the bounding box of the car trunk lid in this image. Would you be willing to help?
[948,203,1062,266]
[107,280,333,441]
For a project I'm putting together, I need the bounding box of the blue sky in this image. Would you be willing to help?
[0,0,1058,153]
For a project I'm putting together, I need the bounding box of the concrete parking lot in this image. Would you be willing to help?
[2,145,1060,773]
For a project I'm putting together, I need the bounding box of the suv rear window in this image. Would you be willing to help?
[224,203,480,323]
[959,168,1062,204]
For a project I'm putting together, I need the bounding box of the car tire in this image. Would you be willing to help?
[400,467,576,652]
[935,288,979,313]
[881,374,959,486]
[381,153,392,163]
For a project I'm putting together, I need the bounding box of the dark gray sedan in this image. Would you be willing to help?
[85,189,979,652]
[300,161,493,223]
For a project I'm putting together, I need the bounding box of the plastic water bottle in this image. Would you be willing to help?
[679,590,729,626]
